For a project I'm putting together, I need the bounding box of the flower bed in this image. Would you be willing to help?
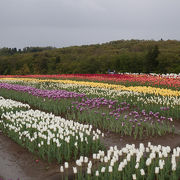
[0,78,179,119]
[0,73,180,89]
[0,96,30,114]
[59,143,180,180]
[0,87,175,139]
[0,73,180,179]
[0,100,104,163]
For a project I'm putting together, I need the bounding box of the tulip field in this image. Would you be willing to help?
[0,73,180,179]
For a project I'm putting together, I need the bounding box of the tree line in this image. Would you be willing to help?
[0,46,55,56]
[0,39,180,75]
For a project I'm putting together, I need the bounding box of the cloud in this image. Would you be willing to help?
[0,0,180,48]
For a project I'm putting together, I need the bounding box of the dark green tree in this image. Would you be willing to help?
[145,45,160,73]
[55,56,61,64]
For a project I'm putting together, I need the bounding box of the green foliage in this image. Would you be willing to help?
[0,40,180,74]
[145,45,160,73]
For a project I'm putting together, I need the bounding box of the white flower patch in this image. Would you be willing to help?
[0,108,103,163]
[137,95,180,107]
[1,109,103,140]
[0,96,30,111]
[64,142,180,179]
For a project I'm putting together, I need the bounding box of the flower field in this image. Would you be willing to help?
[0,73,180,180]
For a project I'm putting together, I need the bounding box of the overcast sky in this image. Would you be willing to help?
[0,0,180,49]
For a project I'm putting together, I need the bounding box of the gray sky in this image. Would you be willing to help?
[0,0,180,48]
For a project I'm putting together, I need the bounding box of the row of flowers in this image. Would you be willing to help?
[0,73,180,89]
[0,78,179,120]
[60,142,180,180]
[0,97,104,163]
[1,78,179,109]
[0,84,176,139]
[0,83,86,99]
[0,96,30,110]
[0,97,180,179]
[68,97,175,139]
[0,78,180,97]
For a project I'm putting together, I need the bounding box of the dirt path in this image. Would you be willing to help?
[101,132,180,149]
[0,131,62,180]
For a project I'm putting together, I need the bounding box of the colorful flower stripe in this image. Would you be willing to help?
[1,78,179,97]
[0,83,86,99]
[1,78,180,108]
[55,74,180,89]
[0,73,180,88]
[68,97,175,138]
[0,83,175,138]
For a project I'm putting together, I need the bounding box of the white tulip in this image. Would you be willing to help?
[135,163,139,169]
[87,168,91,174]
[140,169,145,176]
[73,167,77,174]
[60,166,64,172]
[84,157,88,163]
[95,170,99,176]
[132,174,137,180]
[76,160,82,167]
[108,166,113,173]
[93,153,97,159]
[118,164,123,171]
[96,154,100,159]
[155,167,159,174]
[79,156,84,162]
[64,162,69,169]
[101,167,105,173]
[88,161,92,168]
[146,158,151,166]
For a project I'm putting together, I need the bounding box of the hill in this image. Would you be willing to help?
[0,39,180,74]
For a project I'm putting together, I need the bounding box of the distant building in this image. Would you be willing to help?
[108,69,116,74]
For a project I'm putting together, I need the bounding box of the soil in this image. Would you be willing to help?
[101,132,180,150]
[0,131,62,180]
[173,119,180,134]
[0,127,180,180]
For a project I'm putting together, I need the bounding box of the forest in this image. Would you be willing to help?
[0,39,180,75]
